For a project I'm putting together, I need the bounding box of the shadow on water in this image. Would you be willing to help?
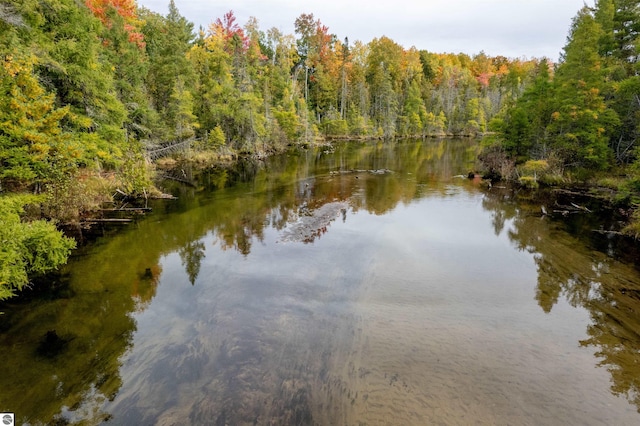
[1,139,640,424]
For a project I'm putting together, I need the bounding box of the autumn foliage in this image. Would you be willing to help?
[85,0,145,47]
[210,10,249,53]
[3,0,640,296]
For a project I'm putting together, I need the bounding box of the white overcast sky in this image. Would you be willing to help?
[136,0,589,60]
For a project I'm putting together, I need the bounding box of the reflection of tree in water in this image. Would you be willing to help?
[482,188,640,411]
[179,240,206,284]
[215,209,268,256]
[0,218,166,424]
[197,139,480,250]
[0,272,155,424]
[583,282,640,410]
[0,139,481,424]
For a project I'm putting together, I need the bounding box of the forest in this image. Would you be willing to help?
[483,0,640,190]
[0,0,638,299]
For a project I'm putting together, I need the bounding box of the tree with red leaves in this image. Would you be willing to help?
[211,10,249,53]
[85,0,144,48]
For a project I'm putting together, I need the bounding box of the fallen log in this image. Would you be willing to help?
[571,202,592,213]
[82,218,133,223]
[554,201,591,213]
[99,207,152,212]
[592,229,624,236]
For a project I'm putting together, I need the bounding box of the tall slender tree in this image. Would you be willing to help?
[550,7,618,169]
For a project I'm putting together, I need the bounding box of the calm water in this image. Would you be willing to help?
[2,139,640,425]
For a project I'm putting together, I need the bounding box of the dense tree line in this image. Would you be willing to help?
[0,0,547,298]
[485,0,640,184]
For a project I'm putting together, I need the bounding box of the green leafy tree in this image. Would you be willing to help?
[98,5,155,141]
[208,125,226,147]
[31,0,127,146]
[399,79,427,136]
[346,40,371,135]
[612,75,640,162]
[273,88,301,141]
[366,37,404,137]
[595,0,617,58]
[603,0,640,162]
[294,13,337,120]
[188,24,235,137]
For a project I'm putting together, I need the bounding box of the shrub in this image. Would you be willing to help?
[518,175,540,189]
[0,195,75,300]
[323,119,349,137]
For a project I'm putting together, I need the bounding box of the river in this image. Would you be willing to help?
[2,138,640,425]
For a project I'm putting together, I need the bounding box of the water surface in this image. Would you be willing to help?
[2,139,640,425]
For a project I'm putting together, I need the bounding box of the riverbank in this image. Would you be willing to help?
[504,182,636,240]
[4,137,640,425]
[4,137,639,302]
[91,137,640,244]
[152,137,640,249]
[477,143,640,240]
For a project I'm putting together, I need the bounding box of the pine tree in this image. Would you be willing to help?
[503,60,553,159]
[595,0,617,57]
[550,7,619,169]
[141,0,194,120]
[613,0,640,72]
[169,76,199,140]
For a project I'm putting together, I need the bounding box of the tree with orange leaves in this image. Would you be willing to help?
[209,10,249,54]
[85,0,144,48]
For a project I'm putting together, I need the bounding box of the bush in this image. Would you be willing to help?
[516,158,565,187]
[323,119,349,137]
[348,115,371,136]
[118,151,155,196]
[539,174,565,186]
[0,195,76,300]
[208,125,226,147]
[623,208,640,239]
[478,140,516,180]
[518,175,539,189]
[44,171,114,223]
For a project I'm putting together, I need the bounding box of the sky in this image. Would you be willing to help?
[136,0,589,61]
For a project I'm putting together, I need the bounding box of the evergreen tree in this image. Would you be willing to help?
[169,76,199,140]
[502,60,553,159]
[613,0,640,72]
[595,0,617,58]
[140,1,194,139]
[607,0,640,161]
[550,7,619,169]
